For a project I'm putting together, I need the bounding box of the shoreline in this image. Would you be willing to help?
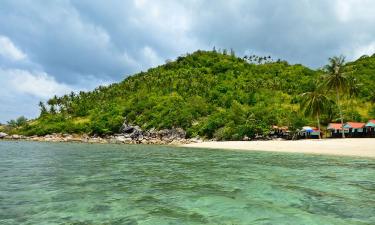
[182,139,375,158]
[0,133,198,145]
[2,134,375,158]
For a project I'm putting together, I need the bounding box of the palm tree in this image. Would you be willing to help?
[301,84,330,139]
[38,101,48,116]
[347,75,361,120]
[324,56,348,138]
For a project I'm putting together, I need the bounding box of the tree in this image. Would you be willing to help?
[300,84,330,139]
[16,116,28,127]
[371,90,375,103]
[230,48,235,57]
[7,119,17,128]
[6,116,27,128]
[324,56,348,138]
[39,101,48,117]
[347,75,361,120]
[50,105,57,114]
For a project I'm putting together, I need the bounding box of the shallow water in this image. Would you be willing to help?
[0,141,374,225]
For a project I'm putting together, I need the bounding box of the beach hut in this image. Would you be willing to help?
[270,125,290,139]
[327,123,346,138]
[365,120,375,137]
[344,122,366,138]
[299,126,321,139]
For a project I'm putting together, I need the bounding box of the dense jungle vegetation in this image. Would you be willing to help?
[3,50,375,140]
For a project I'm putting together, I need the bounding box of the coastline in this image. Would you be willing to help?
[182,138,375,158]
[2,133,375,158]
[0,133,198,145]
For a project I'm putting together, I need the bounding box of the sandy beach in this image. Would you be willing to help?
[183,138,375,158]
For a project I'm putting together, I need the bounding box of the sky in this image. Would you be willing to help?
[1,0,375,123]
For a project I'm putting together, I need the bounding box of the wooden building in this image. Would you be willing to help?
[343,122,366,137]
[328,122,367,138]
[365,120,375,137]
[299,126,321,139]
[327,123,345,138]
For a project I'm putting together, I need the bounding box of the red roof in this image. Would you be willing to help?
[368,120,375,124]
[345,122,365,129]
[327,123,343,130]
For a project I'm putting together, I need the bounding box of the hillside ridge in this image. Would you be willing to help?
[2,50,375,140]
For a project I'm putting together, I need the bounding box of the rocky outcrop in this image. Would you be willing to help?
[0,120,205,145]
[118,122,189,144]
[1,126,201,145]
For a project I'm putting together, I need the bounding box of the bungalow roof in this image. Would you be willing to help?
[344,122,366,129]
[366,120,375,127]
[327,123,343,130]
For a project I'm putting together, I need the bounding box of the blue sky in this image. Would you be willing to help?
[1,0,375,122]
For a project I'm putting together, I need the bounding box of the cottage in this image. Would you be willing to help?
[327,122,367,138]
[327,123,345,138]
[299,126,321,139]
[344,122,366,137]
[365,120,375,137]
[270,125,290,139]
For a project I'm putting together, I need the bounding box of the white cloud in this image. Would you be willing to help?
[0,68,73,99]
[334,0,375,22]
[351,42,375,59]
[0,35,27,61]
[141,46,163,68]
[0,68,113,122]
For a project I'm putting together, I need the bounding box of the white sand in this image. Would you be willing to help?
[182,138,375,158]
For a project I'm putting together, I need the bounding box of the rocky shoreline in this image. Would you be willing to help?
[0,123,202,145]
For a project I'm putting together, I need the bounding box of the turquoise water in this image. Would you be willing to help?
[0,141,374,225]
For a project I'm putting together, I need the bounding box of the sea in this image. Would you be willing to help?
[0,141,374,224]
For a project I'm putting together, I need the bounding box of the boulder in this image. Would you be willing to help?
[189,137,203,143]
[11,134,21,139]
[158,128,186,140]
[120,122,144,140]
[0,132,8,139]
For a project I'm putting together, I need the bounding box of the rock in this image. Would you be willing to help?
[122,126,134,134]
[0,132,8,138]
[169,140,183,145]
[120,122,137,133]
[11,134,21,139]
[31,136,43,141]
[115,136,126,142]
[113,135,132,144]
[243,136,250,141]
[157,128,186,140]
[189,137,202,143]
[63,135,73,141]
[120,122,144,140]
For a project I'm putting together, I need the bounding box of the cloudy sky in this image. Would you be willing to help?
[1,0,375,122]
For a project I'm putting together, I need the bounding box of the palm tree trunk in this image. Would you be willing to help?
[317,114,321,139]
[336,86,345,138]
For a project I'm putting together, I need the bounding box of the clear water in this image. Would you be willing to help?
[0,141,374,225]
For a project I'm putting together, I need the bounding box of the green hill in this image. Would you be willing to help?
[11,50,375,140]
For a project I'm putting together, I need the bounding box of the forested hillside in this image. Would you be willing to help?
[7,50,375,140]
